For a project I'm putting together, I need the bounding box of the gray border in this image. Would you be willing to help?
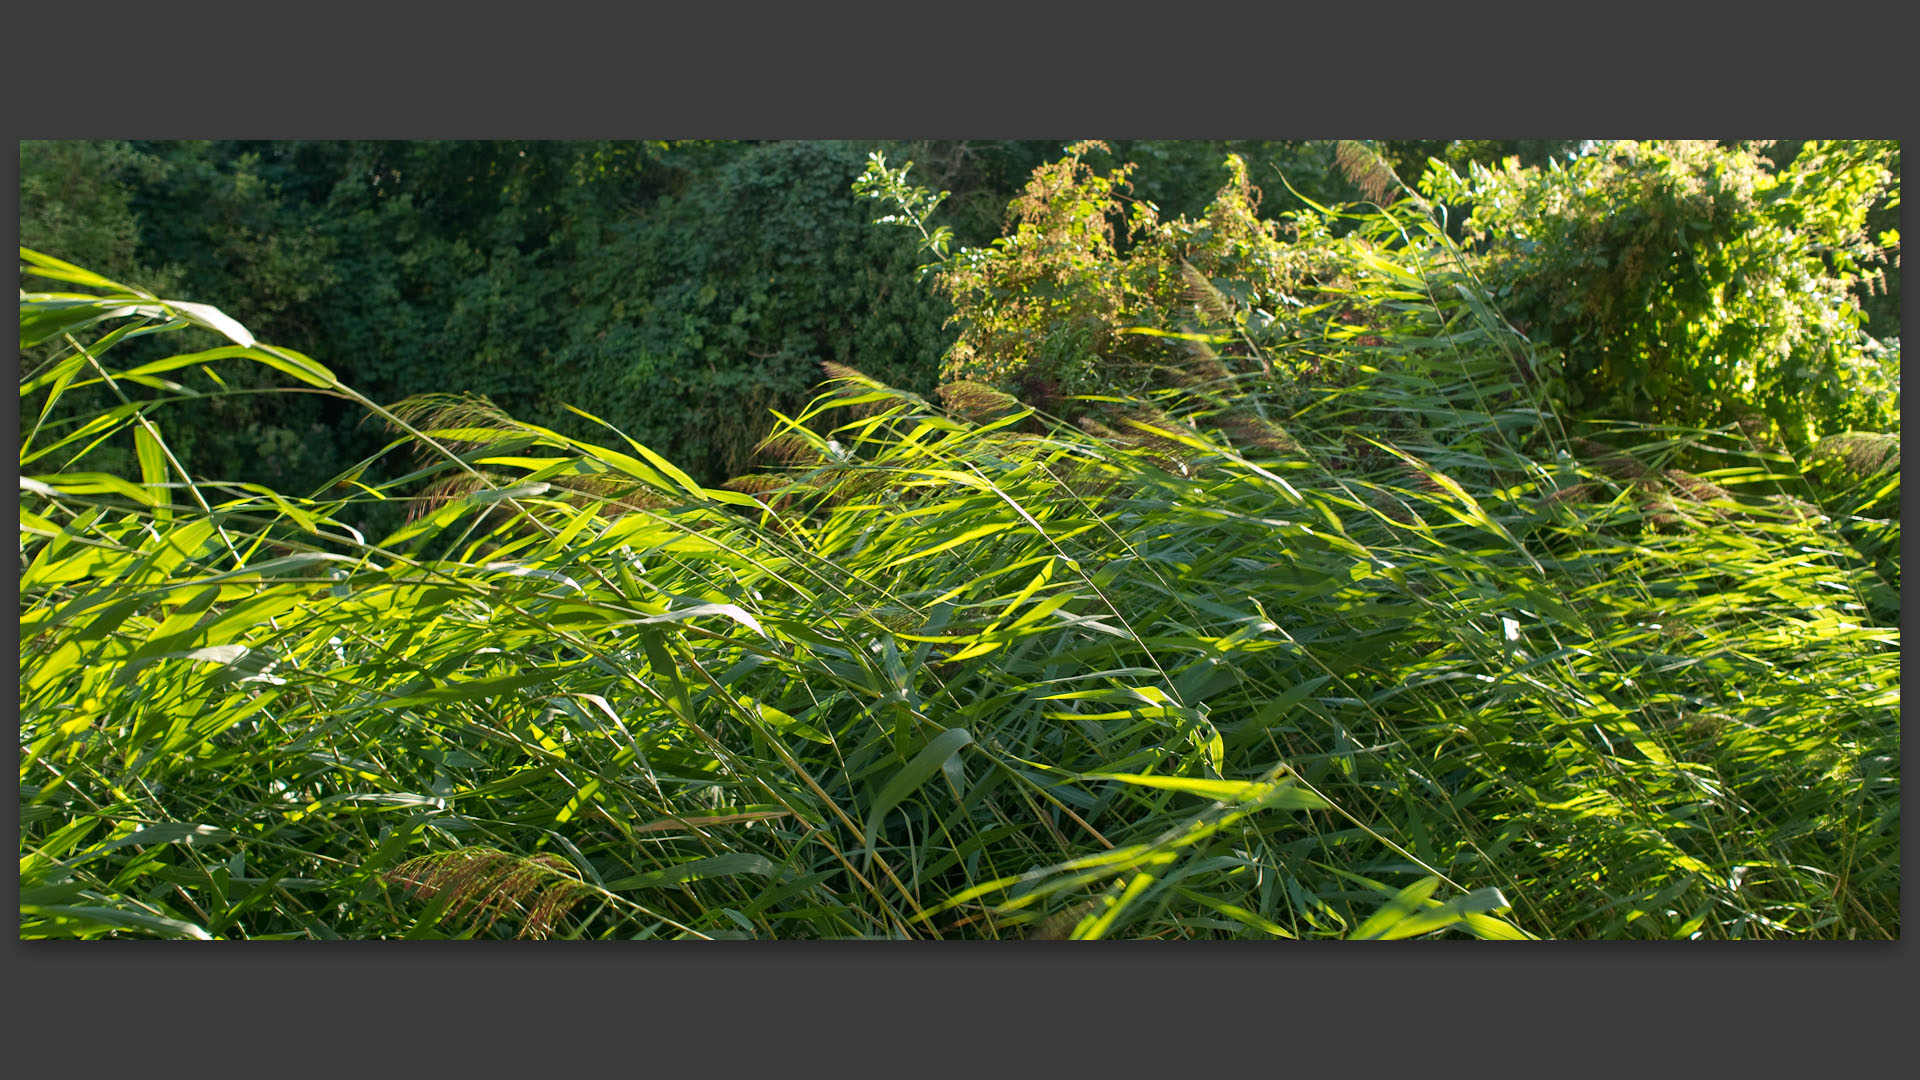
[6,1,1910,1074]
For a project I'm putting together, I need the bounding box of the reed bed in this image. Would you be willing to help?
[19,237,1898,939]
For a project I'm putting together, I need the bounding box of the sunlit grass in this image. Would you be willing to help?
[19,241,1898,940]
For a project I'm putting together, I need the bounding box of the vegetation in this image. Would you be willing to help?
[1423,140,1900,450]
[20,140,963,517]
[17,140,1900,939]
[16,140,1616,511]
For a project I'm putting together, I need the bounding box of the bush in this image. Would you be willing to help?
[1421,140,1900,449]
[280,139,962,489]
[866,142,1329,406]
[23,141,971,528]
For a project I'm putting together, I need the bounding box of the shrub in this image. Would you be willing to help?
[1421,140,1900,449]
[865,142,1326,406]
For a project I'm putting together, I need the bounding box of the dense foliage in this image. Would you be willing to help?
[20,133,1900,938]
[21,141,965,516]
[1422,140,1901,450]
[903,142,1311,402]
[20,139,1644,517]
[18,140,1902,940]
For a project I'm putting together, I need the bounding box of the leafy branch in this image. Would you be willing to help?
[853,152,955,275]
